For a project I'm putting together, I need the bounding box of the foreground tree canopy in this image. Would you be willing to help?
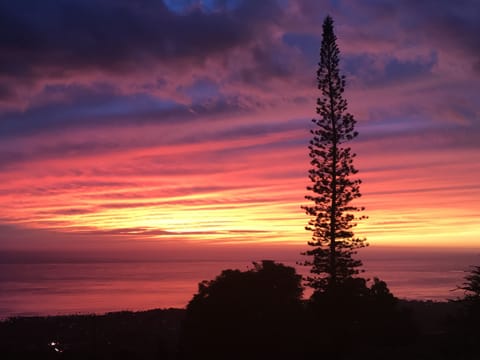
[179,260,304,359]
[180,261,415,359]
[303,15,367,291]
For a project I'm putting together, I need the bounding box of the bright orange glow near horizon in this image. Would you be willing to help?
[0,1,479,254]
[1,119,479,251]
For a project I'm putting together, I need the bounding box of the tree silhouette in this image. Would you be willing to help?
[302,15,367,292]
[459,265,480,300]
[445,265,480,358]
[179,260,304,359]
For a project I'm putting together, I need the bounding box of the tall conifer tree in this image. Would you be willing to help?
[303,16,367,292]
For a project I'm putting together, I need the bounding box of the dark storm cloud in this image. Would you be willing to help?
[237,43,295,86]
[0,89,177,138]
[383,54,437,82]
[357,121,480,153]
[0,0,281,78]
[343,52,437,88]
[282,32,320,66]
[341,0,480,73]
[403,0,480,62]
[0,83,16,101]
[0,83,250,139]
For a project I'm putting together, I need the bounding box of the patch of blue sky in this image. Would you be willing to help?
[183,78,221,103]
[343,52,438,88]
[359,116,436,137]
[164,0,242,14]
[68,94,180,119]
[0,93,183,139]
[282,32,320,66]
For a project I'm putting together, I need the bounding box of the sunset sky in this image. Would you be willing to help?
[1,0,479,257]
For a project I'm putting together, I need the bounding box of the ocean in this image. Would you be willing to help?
[1,248,479,319]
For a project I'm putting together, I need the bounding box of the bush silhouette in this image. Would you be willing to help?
[305,277,415,359]
[179,260,303,359]
[446,266,480,358]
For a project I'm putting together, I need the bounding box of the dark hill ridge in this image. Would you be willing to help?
[0,300,475,360]
[0,308,185,360]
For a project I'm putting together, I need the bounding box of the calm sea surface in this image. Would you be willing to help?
[1,249,479,319]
